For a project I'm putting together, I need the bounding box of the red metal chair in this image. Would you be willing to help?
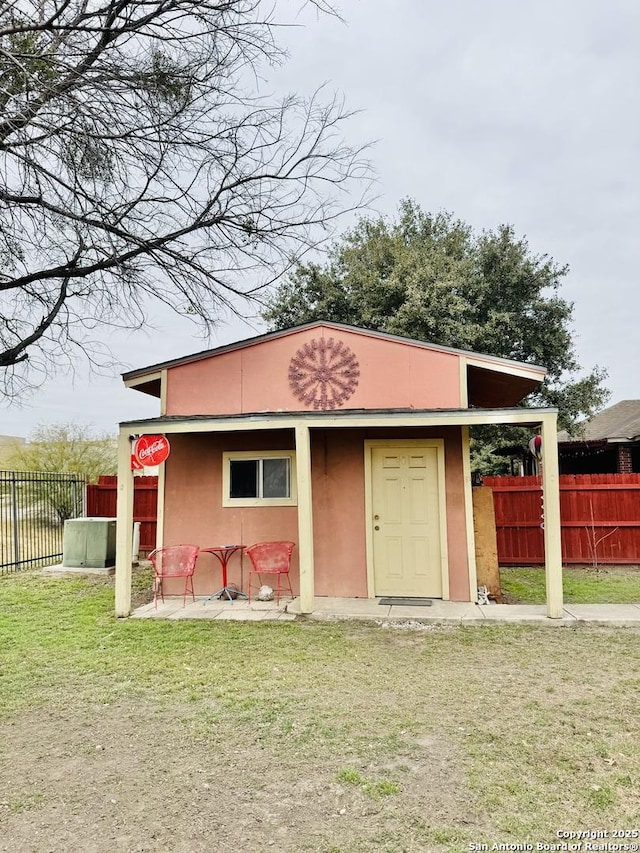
[149,545,199,608]
[245,541,295,604]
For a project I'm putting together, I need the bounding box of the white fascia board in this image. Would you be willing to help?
[119,407,557,434]
[123,371,162,389]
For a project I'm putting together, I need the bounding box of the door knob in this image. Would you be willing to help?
[374,525,380,531]
[374,514,380,520]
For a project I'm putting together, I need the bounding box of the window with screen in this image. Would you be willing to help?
[223,452,296,506]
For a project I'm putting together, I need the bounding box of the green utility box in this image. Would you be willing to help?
[63,518,117,568]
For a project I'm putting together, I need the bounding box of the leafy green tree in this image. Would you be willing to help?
[4,423,116,522]
[5,423,116,480]
[264,199,608,437]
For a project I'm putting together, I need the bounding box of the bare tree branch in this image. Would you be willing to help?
[0,0,373,394]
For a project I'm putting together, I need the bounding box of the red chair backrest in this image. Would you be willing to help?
[245,541,295,573]
[149,545,199,578]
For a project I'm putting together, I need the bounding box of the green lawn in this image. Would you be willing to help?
[500,565,640,604]
[1,571,640,852]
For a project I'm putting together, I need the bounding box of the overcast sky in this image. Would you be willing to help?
[2,0,639,437]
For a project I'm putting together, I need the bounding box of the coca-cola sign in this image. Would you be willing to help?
[133,434,170,467]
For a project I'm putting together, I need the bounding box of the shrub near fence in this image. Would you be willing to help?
[85,476,158,553]
[484,474,640,565]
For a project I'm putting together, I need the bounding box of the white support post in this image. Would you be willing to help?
[295,424,315,614]
[160,369,168,416]
[541,413,563,618]
[155,462,165,551]
[114,428,134,617]
[461,426,478,602]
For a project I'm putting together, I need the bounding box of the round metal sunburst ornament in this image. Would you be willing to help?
[288,337,360,410]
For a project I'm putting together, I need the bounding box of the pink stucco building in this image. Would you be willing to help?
[115,322,564,617]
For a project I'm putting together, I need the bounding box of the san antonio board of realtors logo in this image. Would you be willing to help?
[288,338,360,410]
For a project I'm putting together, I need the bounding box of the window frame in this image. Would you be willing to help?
[222,450,297,507]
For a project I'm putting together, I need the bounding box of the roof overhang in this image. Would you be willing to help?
[120,406,558,434]
[123,371,162,398]
[466,361,544,408]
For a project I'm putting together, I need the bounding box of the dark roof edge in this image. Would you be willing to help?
[557,438,609,447]
[121,321,547,381]
[119,405,558,428]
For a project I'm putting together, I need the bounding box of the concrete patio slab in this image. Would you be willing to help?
[563,603,640,625]
[213,609,284,621]
[388,601,484,622]
[287,596,392,620]
[131,595,293,621]
[128,596,640,626]
[131,600,186,618]
[169,606,224,619]
[245,601,293,611]
[130,601,156,616]
[478,604,571,622]
[42,563,115,576]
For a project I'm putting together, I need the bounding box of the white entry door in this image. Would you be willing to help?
[370,445,444,598]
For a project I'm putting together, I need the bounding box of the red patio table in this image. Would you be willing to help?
[201,545,247,603]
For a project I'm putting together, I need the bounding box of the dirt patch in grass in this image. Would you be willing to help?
[2,574,640,852]
[131,562,155,609]
[0,701,482,853]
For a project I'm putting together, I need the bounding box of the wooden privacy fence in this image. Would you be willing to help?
[484,474,640,565]
[86,476,158,553]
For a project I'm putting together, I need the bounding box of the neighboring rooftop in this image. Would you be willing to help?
[559,400,640,443]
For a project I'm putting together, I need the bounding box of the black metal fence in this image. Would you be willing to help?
[0,470,86,575]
